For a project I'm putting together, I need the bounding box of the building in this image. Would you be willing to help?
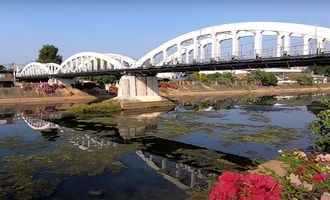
[312,75,328,84]
[0,69,14,87]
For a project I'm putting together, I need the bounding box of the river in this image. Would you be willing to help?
[0,94,326,199]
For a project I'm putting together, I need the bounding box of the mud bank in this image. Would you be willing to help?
[0,86,97,105]
[162,85,330,100]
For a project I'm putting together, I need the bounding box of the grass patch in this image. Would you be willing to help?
[67,100,121,116]
[158,120,192,136]
[223,127,299,146]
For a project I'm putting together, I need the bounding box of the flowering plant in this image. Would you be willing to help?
[209,171,281,200]
[272,151,330,199]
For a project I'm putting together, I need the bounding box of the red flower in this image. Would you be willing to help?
[312,173,329,183]
[209,172,281,200]
[209,172,241,200]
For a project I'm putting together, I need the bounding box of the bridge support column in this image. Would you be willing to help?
[117,75,162,101]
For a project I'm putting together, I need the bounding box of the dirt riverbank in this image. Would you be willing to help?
[162,85,330,100]
[2,85,330,106]
[0,95,96,105]
[0,86,96,105]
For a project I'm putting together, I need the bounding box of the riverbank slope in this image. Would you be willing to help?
[161,84,330,99]
[0,87,96,105]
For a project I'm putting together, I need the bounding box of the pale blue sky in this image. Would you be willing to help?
[0,0,329,64]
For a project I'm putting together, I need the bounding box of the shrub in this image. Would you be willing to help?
[191,72,209,82]
[310,65,330,76]
[209,172,281,200]
[275,151,330,199]
[296,74,313,86]
[312,110,330,152]
[251,70,278,86]
[191,72,235,86]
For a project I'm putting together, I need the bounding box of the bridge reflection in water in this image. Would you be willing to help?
[136,150,206,190]
[17,108,255,191]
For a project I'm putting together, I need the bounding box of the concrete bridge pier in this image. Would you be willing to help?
[117,75,162,101]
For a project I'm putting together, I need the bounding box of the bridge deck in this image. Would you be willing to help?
[17,53,330,80]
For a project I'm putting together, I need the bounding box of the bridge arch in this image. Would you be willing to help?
[18,62,60,77]
[21,115,58,131]
[135,22,330,67]
[59,52,136,74]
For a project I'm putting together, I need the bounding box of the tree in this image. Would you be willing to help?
[310,65,330,76]
[0,65,5,71]
[296,74,313,85]
[252,70,278,86]
[37,44,62,64]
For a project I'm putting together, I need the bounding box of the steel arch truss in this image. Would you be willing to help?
[17,62,60,78]
[17,52,136,77]
[135,22,330,67]
[16,22,330,78]
[59,52,135,74]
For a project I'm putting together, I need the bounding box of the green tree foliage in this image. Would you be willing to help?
[311,98,330,152]
[310,65,330,76]
[0,65,6,71]
[86,75,119,88]
[191,72,235,86]
[37,44,62,64]
[250,70,278,86]
[208,72,235,85]
[312,110,330,152]
[296,74,313,86]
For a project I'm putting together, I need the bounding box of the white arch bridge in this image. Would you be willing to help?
[15,22,330,100]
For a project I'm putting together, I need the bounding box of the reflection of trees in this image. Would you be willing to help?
[176,94,327,112]
[0,113,15,124]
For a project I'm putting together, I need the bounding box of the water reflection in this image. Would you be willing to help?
[8,106,254,197]
[137,150,207,190]
[0,94,327,199]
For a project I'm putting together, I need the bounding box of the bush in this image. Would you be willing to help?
[310,65,330,76]
[312,110,330,152]
[191,72,235,86]
[273,151,330,199]
[296,74,313,86]
[209,73,235,86]
[251,70,278,86]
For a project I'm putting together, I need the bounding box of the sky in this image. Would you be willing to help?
[0,0,329,64]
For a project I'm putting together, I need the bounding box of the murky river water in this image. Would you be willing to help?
[0,94,327,199]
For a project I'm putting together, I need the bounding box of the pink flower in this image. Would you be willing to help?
[316,154,330,162]
[209,172,281,200]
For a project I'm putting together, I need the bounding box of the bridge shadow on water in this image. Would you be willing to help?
[16,106,257,196]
